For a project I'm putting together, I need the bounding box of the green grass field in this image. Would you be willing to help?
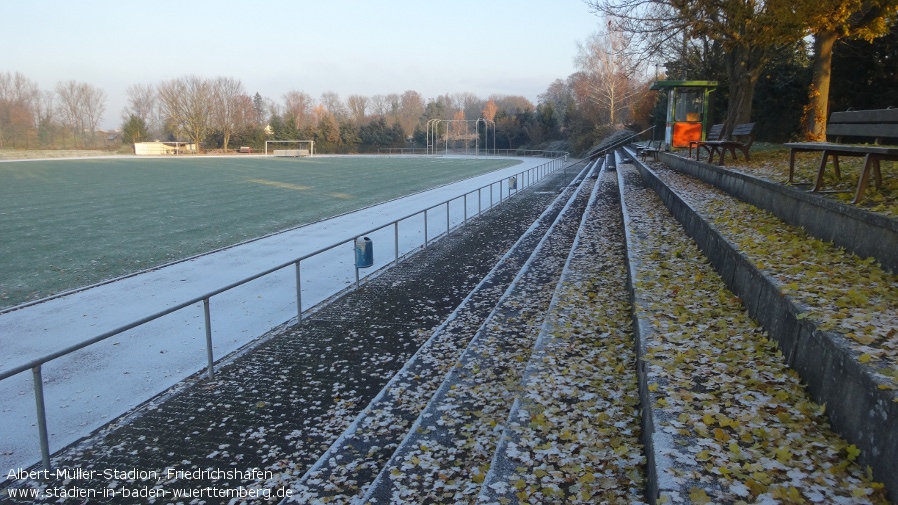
[0,155,519,309]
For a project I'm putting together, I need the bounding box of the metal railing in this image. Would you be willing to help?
[0,154,568,472]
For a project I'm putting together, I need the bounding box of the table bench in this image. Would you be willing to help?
[690,123,724,159]
[638,139,663,161]
[698,122,755,165]
[785,108,898,204]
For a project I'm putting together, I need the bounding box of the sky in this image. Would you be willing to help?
[0,156,560,473]
[1,0,602,130]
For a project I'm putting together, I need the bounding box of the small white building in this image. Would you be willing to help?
[134,141,196,155]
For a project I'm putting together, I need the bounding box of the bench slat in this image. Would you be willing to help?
[829,108,898,124]
[826,123,898,140]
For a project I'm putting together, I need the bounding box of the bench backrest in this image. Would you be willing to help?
[827,108,898,142]
[706,123,724,141]
[730,123,755,138]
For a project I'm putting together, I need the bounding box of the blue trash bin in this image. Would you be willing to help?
[355,237,373,268]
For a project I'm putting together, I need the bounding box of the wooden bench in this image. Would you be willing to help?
[699,123,755,165]
[690,123,724,160]
[638,139,663,161]
[785,108,898,204]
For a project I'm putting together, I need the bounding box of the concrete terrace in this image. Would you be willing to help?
[2,145,896,504]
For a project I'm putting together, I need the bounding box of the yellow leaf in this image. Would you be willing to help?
[689,487,711,504]
[775,446,792,463]
[472,473,485,484]
[859,353,872,363]
[846,444,861,461]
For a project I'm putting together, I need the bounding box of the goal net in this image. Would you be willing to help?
[265,140,315,157]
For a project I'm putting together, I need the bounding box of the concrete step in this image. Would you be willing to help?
[287,164,594,503]
[618,156,890,503]
[479,163,647,503]
[354,165,597,503]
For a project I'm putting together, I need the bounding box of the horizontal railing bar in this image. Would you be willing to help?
[0,154,568,382]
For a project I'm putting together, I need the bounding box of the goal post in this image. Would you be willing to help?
[265,140,315,157]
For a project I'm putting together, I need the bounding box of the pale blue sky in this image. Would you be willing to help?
[2,0,602,129]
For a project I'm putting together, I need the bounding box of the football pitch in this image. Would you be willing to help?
[0,155,520,309]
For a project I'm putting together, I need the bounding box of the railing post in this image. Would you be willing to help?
[478,187,482,215]
[295,261,302,322]
[424,209,429,248]
[490,183,494,209]
[203,298,214,380]
[394,221,399,266]
[463,193,467,225]
[33,365,51,472]
[446,201,450,238]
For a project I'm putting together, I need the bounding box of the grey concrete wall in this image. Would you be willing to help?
[660,153,898,274]
[631,154,898,501]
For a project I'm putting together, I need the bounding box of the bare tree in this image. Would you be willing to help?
[0,72,40,146]
[56,80,84,146]
[211,76,246,151]
[157,75,213,151]
[346,94,369,125]
[283,90,313,128]
[575,25,646,126]
[453,92,482,120]
[81,83,106,140]
[319,91,346,119]
[123,83,157,131]
[398,90,424,137]
[369,94,388,117]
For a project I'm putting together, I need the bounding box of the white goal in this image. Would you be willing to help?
[265,140,315,157]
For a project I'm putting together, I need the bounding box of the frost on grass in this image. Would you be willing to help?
[620,163,888,504]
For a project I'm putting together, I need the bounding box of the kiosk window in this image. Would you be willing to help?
[674,89,703,122]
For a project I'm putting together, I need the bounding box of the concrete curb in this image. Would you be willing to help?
[634,149,898,501]
[659,152,898,274]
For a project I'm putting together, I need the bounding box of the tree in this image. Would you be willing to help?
[398,90,424,138]
[802,0,898,139]
[284,90,313,128]
[80,83,106,141]
[347,94,369,125]
[0,72,40,147]
[122,84,156,133]
[211,76,246,151]
[157,75,213,151]
[575,24,647,126]
[55,80,84,146]
[482,99,498,122]
[122,114,149,146]
[320,91,346,119]
[587,0,806,135]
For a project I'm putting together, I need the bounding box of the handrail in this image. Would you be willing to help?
[585,126,656,161]
[1,153,570,472]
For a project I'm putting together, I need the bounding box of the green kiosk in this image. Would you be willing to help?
[649,80,717,149]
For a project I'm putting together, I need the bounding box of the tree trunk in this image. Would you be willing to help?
[807,30,838,141]
[723,45,763,138]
